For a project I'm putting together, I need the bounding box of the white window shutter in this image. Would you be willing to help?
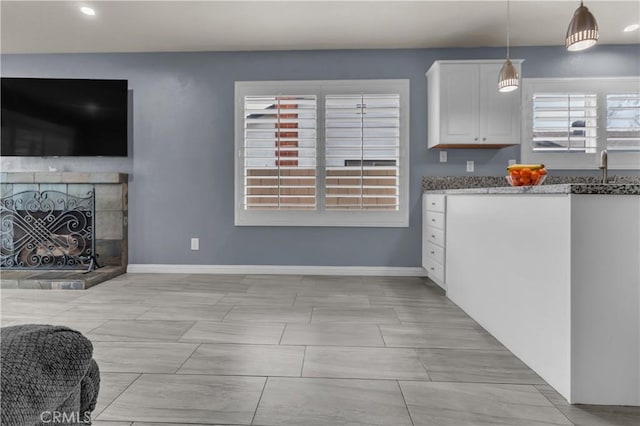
[606,93,640,152]
[243,95,317,210]
[531,93,598,153]
[325,94,400,211]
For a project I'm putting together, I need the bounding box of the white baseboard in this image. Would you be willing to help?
[126,264,427,277]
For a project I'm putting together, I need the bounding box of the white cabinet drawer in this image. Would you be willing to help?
[425,211,445,230]
[426,227,445,247]
[422,193,446,290]
[424,258,445,284]
[425,194,445,213]
[425,241,445,265]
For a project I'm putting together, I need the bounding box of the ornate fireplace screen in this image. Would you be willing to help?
[1,190,96,271]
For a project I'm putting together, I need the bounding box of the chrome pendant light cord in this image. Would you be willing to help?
[506,0,510,59]
[498,0,519,92]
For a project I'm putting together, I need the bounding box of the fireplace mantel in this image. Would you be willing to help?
[2,172,127,184]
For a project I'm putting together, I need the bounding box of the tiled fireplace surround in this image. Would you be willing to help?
[0,172,128,289]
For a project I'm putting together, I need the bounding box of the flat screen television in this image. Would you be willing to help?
[1,77,128,156]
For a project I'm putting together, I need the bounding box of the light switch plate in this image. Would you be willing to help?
[466,161,474,172]
[439,151,447,163]
[191,238,200,251]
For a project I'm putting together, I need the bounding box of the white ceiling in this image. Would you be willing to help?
[1,1,639,54]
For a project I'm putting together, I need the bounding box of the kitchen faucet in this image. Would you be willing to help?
[599,149,608,184]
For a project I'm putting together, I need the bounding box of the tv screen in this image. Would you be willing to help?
[1,77,128,157]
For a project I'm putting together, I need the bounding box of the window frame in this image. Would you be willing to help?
[521,77,640,170]
[234,79,410,227]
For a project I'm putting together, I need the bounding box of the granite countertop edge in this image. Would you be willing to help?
[424,184,640,195]
[422,176,640,195]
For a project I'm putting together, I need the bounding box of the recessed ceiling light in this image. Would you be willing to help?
[624,24,640,32]
[80,6,96,16]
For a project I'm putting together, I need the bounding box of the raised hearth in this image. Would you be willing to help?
[0,266,125,289]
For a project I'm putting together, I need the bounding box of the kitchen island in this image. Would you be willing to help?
[423,182,639,406]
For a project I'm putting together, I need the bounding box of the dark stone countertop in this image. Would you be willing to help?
[422,176,640,195]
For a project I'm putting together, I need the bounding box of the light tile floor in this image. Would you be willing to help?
[2,273,640,425]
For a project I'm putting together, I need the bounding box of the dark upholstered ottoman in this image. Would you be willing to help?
[0,324,100,425]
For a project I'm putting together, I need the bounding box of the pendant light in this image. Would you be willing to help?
[566,1,599,51]
[498,0,519,92]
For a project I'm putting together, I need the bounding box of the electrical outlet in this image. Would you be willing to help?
[466,161,474,173]
[190,238,199,251]
[439,151,447,163]
[508,159,517,166]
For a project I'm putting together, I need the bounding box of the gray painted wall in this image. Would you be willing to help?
[1,45,639,266]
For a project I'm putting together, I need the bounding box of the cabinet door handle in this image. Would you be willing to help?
[474,137,478,141]
[431,235,436,238]
[482,137,487,141]
[430,267,435,271]
[431,218,436,222]
[431,202,436,206]
[430,251,435,255]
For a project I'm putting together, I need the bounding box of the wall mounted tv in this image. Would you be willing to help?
[1,77,128,157]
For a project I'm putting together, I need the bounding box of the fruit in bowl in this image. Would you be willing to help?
[506,164,547,186]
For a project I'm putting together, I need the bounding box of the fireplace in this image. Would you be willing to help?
[0,172,128,287]
[1,189,96,270]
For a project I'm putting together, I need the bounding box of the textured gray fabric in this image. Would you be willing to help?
[1,324,100,425]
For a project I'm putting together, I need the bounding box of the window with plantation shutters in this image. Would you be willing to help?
[243,95,317,210]
[531,93,597,153]
[522,77,640,170]
[235,80,409,227]
[325,95,400,211]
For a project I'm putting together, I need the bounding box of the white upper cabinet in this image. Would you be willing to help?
[427,60,523,149]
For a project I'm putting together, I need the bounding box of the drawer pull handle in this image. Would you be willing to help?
[431,219,436,222]
[431,235,436,238]
[431,202,436,206]
[430,251,435,255]
[430,267,435,271]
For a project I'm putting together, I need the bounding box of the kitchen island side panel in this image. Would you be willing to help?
[445,194,572,400]
[570,194,640,406]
